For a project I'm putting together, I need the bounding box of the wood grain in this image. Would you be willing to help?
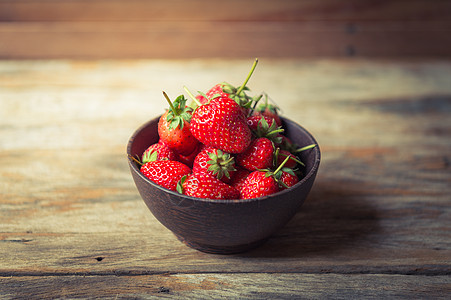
[0,0,450,58]
[1,59,450,298]
[1,274,450,299]
[1,0,450,22]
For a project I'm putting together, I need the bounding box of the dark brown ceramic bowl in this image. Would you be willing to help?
[127,116,320,254]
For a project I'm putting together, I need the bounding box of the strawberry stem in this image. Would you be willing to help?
[279,152,305,167]
[128,154,143,166]
[295,144,317,153]
[247,93,263,117]
[163,91,179,115]
[236,58,258,96]
[183,86,202,106]
[273,155,291,175]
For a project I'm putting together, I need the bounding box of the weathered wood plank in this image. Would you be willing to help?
[1,60,450,281]
[1,0,450,22]
[1,274,450,299]
[0,0,450,58]
[0,20,450,59]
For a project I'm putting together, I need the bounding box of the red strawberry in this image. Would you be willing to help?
[206,83,229,100]
[158,92,199,155]
[141,140,178,162]
[192,147,236,183]
[246,114,284,144]
[272,152,301,189]
[229,166,250,192]
[196,94,209,105]
[276,149,299,169]
[247,114,277,132]
[278,170,300,190]
[190,96,251,153]
[240,170,279,199]
[177,143,202,168]
[140,160,191,191]
[181,173,240,200]
[236,137,274,171]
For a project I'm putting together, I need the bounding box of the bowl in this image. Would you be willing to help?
[127,116,320,254]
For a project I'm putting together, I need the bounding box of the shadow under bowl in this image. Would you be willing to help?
[127,116,320,254]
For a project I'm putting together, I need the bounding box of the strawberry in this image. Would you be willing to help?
[192,147,236,183]
[278,170,300,190]
[141,140,178,162]
[206,83,230,100]
[205,59,259,109]
[247,114,284,144]
[158,92,199,155]
[236,137,274,171]
[253,93,282,127]
[190,96,251,153]
[247,114,277,132]
[229,166,250,192]
[140,160,191,192]
[240,170,279,199]
[177,143,202,168]
[181,173,240,200]
[272,152,301,190]
[275,149,300,169]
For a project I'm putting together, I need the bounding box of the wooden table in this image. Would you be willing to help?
[1,59,450,298]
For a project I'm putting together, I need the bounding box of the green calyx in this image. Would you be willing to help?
[208,82,253,109]
[141,148,163,164]
[176,175,188,194]
[206,149,236,180]
[216,58,259,108]
[163,92,193,130]
[253,116,284,144]
[255,92,280,115]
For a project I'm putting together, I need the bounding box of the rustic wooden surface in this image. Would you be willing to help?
[1,0,451,59]
[1,58,450,298]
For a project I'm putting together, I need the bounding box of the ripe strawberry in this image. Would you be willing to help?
[177,143,202,168]
[240,170,279,199]
[195,94,209,105]
[205,59,259,109]
[192,147,236,183]
[278,170,300,190]
[229,166,250,192]
[275,149,300,169]
[190,96,251,153]
[253,93,282,127]
[236,137,274,171]
[141,140,178,162]
[247,114,276,132]
[272,152,301,189]
[140,160,191,192]
[239,150,299,198]
[181,173,240,200]
[206,83,230,100]
[247,114,284,144]
[158,92,199,155]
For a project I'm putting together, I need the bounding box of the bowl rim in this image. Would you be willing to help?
[127,115,320,204]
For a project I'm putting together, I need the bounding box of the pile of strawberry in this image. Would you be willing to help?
[131,59,315,200]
